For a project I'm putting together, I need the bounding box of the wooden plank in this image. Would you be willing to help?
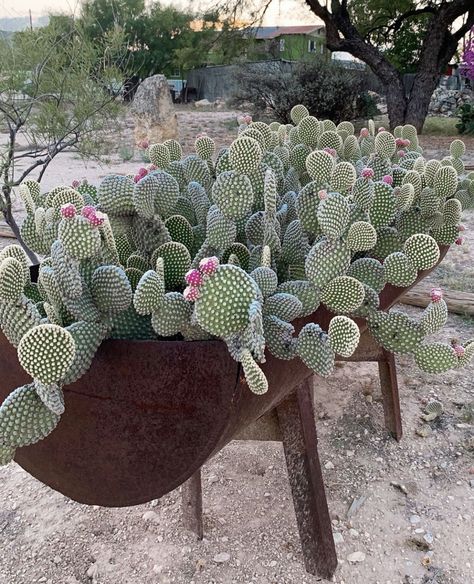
[378,350,403,441]
[181,470,203,540]
[0,227,15,238]
[233,410,282,441]
[401,284,474,316]
[277,379,338,579]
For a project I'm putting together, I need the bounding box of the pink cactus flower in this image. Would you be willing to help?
[138,139,149,150]
[185,269,203,287]
[81,205,96,219]
[453,345,465,357]
[323,147,336,157]
[138,167,148,178]
[403,139,411,147]
[71,179,81,189]
[244,115,252,125]
[199,256,219,275]
[134,174,141,183]
[458,224,467,232]
[377,126,386,133]
[60,203,77,219]
[318,189,328,200]
[455,237,464,246]
[397,150,406,157]
[361,168,374,179]
[395,138,405,148]
[430,288,443,303]
[183,285,200,302]
[148,164,157,171]
[382,175,393,185]
[360,128,369,138]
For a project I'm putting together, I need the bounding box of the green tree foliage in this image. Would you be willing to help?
[0,16,126,261]
[347,0,431,73]
[81,0,244,77]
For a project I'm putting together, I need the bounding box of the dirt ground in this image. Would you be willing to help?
[0,108,473,584]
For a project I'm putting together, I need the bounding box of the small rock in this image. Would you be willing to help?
[195,99,213,108]
[213,552,231,564]
[469,479,474,488]
[333,532,344,544]
[347,551,365,563]
[348,528,359,538]
[410,515,421,525]
[423,532,434,546]
[416,425,432,438]
[86,564,99,579]
[142,510,159,523]
[325,461,335,470]
[53,555,61,565]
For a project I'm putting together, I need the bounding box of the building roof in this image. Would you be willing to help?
[247,25,324,40]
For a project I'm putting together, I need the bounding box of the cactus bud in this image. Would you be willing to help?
[81,205,95,219]
[185,269,203,287]
[455,237,464,246]
[60,203,77,219]
[360,128,369,138]
[430,288,443,303]
[382,175,393,185]
[452,344,465,357]
[199,256,219,275]
[183,285,200,302]
[361,168,374,179]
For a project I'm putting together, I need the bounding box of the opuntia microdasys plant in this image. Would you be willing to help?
[1,105,474,464]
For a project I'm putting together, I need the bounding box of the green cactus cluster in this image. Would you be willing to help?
[1,108,473,462]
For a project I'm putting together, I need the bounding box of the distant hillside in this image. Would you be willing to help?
[0,16,49,32]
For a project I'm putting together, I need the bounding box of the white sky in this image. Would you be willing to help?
[0,0,318,25]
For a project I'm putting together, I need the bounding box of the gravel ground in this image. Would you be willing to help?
[0,108,473,584]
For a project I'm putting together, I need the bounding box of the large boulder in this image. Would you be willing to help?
[131,75,178,145]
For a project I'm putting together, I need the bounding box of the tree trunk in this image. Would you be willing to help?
[405,73,441,132]
[2,206,39,265]
[384,79,408,130]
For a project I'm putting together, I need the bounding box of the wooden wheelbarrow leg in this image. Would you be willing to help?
[378,350,403,441]
[277,378,338,579]
[181,469,203,539]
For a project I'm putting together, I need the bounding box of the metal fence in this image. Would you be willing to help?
[185,61,463,103]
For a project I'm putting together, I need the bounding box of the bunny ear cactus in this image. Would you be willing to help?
[0,107,473,462]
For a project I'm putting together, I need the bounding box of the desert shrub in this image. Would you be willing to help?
[231,59,365,123]
[456,102,474,135]
[355,91,381,120]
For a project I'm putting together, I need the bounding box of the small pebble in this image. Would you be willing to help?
[213,552,230,564]
[347,551,365,563]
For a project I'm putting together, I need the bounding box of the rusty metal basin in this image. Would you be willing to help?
[0,247,448,506]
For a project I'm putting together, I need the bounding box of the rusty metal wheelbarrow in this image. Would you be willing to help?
[0,248,447,579]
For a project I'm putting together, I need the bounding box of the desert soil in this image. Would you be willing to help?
[0,108,473,584]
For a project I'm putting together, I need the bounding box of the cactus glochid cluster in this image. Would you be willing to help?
[1,107,473,463]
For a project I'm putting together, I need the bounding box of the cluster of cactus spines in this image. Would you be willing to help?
[1,108,473,462]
